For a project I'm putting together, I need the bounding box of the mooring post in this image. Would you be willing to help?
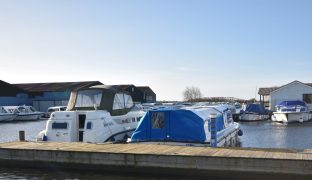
[210,114,217,147]
[19,131,25,141]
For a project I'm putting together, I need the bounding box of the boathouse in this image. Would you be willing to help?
[258,80,312,111]
[0,80,29,106]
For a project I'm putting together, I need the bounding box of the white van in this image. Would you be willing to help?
[46,106,67,118]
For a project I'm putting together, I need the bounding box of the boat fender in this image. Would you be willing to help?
[238,129,243,136]
[42,135,48,141]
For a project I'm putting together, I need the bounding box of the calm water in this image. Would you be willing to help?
[1,120,312,179]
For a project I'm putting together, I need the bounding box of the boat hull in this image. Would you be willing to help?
[0,114,17,122]
[272,112,309,123]
[131,127,240,147]
[240,114,268,121]
[14,113,41,121]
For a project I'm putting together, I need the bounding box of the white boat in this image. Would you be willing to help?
[272,100,310,123]
[4,106,42,121]
[37,85,145,143]
[130,105,242,147]
[239,103,269,121]
[0,106,17,122]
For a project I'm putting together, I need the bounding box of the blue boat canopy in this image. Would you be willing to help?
[131,108,225,143]
[277,100,306,107]
[243,103,267,115]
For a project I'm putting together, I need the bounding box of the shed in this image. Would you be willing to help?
[258,80,312,111]
[0,80,29,106]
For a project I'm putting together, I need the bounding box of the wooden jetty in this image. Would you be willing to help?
[1,141,312,179]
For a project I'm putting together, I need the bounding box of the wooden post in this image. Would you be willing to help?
[19,131,25,141]
[210,114,217,147]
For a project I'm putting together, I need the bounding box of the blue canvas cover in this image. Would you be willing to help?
[244,103,267,115]
[277,100,306,107]
[131,109,207,143]
[276,100,307,112]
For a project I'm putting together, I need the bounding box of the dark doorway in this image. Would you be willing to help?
[78,114,86,142]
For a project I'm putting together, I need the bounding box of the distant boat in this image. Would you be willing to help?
[0,106,17,122]
[4,106,41,121]
[239,103,269,121]
[272,100,310,123]
[130,105,242,147]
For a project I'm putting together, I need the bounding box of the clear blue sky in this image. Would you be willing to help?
[1,0,312,100]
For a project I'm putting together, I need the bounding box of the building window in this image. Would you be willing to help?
[52,122,68,129]
[86,122,92,129]
[146,95,153,101]
[151,112,165,129]
[303,94,312,104]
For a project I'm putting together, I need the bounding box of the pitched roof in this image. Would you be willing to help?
[258,81,312,95]
[13,81,103,92]
[258,87,280,96]
[0,80,27,96]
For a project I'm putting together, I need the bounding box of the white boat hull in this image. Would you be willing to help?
[42,110,145,143]
[0,114,17,122]
[240,114,268,121]
[14,113,41,121]
[272,112,309,123]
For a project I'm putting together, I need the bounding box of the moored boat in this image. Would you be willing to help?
[272,100,310,123]
[0,106,17,122]
[239,103,269,121]
[37,85,145,143]
[3,106,41,121]
[130,105,242,147]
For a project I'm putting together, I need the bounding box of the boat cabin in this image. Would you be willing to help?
[44,85,143,143]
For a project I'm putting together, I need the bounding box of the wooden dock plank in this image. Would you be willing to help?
[2,142,312,161]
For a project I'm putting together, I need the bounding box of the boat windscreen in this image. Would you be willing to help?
[75,89,103,108]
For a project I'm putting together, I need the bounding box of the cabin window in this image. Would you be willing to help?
[86,122,92,129]
[75,89,102,108]
[52,122,68,129]
[132,118,136,122]
[151,112,165,129]
[113,93,134,110]
[124,94,133,108]
[137,117,142,122]
[113,93,125,110]
[303,94,312,104]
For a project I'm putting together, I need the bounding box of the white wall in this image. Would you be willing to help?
[270,81,312,111]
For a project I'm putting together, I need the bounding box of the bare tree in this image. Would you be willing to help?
[183,86,203,101]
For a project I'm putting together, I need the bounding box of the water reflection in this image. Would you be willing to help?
[239,120,312,149]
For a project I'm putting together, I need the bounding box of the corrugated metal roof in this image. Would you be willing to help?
[0,80,27,96]
[13,81,103,92]
[258,87,280,96]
